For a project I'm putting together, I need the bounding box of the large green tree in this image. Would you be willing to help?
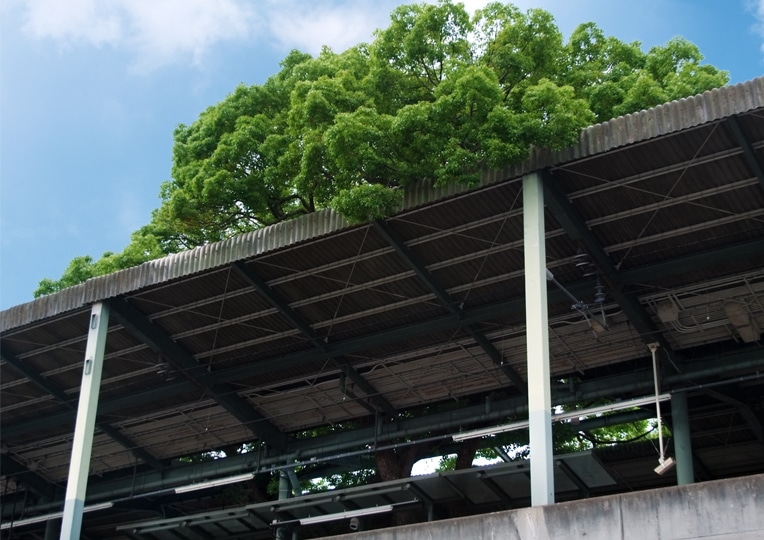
[35,0,728,358]
[31,2,729,505]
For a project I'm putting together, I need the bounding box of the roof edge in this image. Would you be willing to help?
[3,76,763,331]
[1,210,350,331]
[402,76,764,209]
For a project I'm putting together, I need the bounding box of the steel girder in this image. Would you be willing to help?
[108,297,287,451]
[541,170,678,365]
[3,346,762,520]
[1,350,164,474]
[727,115,764,192]
[5,235,763,443]
[231,261,396,417]
[373,220,528,393]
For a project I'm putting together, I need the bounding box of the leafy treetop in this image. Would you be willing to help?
[34,0,727,297]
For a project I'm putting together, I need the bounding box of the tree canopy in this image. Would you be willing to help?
[35,0,728,303]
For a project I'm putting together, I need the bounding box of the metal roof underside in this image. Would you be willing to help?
[115,453,614,539]
[2,77,764,539]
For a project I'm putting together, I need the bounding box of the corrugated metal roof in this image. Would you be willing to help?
[3,77,764,331]
[3,77,764,539]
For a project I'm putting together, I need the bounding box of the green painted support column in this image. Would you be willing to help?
[278,469,291,500]
[44,517,60,540]
[672,392,694,485]
[523,172,555,506]
[60,302,110,540]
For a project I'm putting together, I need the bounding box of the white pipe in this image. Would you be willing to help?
[647,343,666,464]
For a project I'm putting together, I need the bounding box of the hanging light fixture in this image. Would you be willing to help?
[649,343,675,475]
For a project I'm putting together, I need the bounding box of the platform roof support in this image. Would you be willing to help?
[108,297,287,451]
[671,391,694,485]
[523,172,555,506]
[60,302,109,539]
[373,220,527,394]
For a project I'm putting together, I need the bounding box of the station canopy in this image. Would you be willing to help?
[2,77,764,538]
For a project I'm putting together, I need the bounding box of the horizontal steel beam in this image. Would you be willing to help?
[1,350,163,472]
[232,261,396,417]
[727,115,764,192]
[108,298,286,451]
[5,346,762,519]
[542,170,677,362]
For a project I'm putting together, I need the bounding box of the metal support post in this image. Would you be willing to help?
[60,302,110,540]
[523,172,555,506]
[671,391,694,485]
[278,469,291,500]
[44,517,61,540]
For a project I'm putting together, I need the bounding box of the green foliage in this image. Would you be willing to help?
[306,469,377,493]
[35,0,728,305]
[33,226,167,297]
[561,28,728,121]
[331,184,403,224]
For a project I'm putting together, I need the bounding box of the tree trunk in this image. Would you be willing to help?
[375,442,435,526]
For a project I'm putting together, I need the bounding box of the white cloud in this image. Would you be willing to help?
[263,1,393,55]
[18,0,398,70]
[19,0,258,72]
[260,0,500,57]
[21,0,124,46]
[14,0,597,72]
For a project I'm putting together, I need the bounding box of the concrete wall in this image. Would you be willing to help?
[328,474,763,540]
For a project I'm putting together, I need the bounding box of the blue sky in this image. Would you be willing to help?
[1,0,763,310]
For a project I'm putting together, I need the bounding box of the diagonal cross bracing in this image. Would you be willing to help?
[1,453,56,498]
[0,350,164,472]
[727,115,764,192]
[541,170,677,366]
[231,261,396,417]
[5,238,761,443]
[373,220,528,394]
[107,298,286,451]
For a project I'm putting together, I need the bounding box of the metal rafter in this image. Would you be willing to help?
[5,260,761,445]
[231,261,396,417]
[617,237,764,285]
[373,220,528,394]
[0,350,164,472]
[0,453,56,498]
[556,459,590,498]
[703,388,764,443]
[107,297,286,451]
[541,170,677,365]
[727,115,764,192]
[3,348,762,516]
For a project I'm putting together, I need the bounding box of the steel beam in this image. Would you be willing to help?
[670,391,694,485]
[703,388,764,444]
[0,350,163,472]
[523,171,555,506]
[60,302,110,539]
[0,454,56,498]
[373,220,527,394]
[6,293,764,446]
[107,297,286,451]
[477,471,514,507]
[556,459,590,498]
[542,170,677,364]
[4,348,763,520]
[727,115,764,192]
[618,238,764,285]
[232,261,396,417]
